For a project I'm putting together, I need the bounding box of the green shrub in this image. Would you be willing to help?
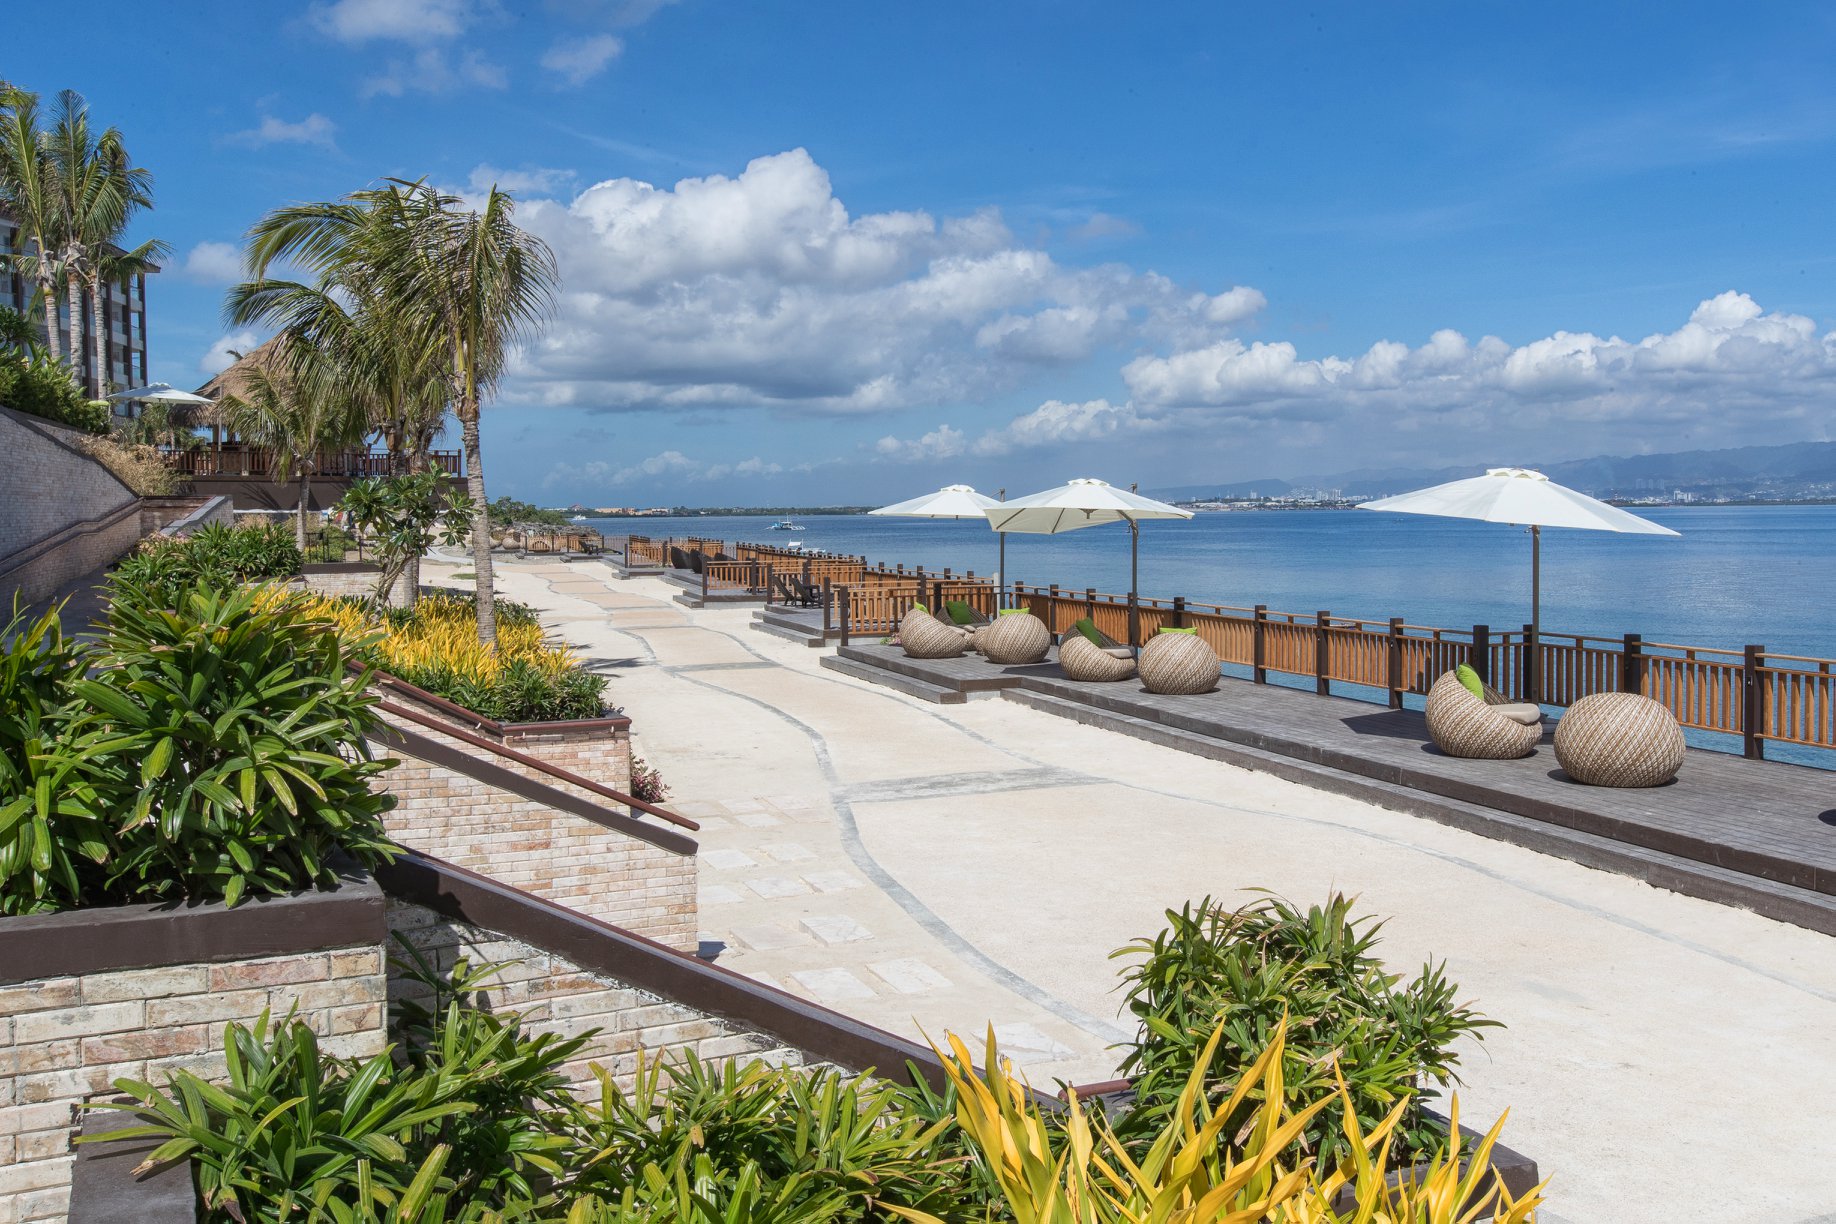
[65,580,398,907]
[304,522,358,563]
[0,351,109,433]
[1110,893,1496,1165]
[114,521,303,607]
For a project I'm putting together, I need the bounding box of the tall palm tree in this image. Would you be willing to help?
[45,89,158,397]
[220,340,368,548]
[88,235,166,395]
[231,193,453,606]
[0,85,63,362]
[376,181,557,644]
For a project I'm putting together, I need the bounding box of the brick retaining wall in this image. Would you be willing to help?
[0,406,142,610]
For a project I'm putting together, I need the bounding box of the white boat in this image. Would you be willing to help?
[767,517,805,531]
[570,514,588,522]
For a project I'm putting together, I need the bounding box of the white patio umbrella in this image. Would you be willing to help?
[985,478,1194,645]
[1359,467,1679,700]
[870,483,1010,604]
[105,383,215,406]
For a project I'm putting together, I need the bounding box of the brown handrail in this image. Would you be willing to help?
[377,698,698,833]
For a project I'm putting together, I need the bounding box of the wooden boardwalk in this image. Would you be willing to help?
[828,642,1836,934]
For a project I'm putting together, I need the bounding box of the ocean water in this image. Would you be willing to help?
[595,505,1836,660]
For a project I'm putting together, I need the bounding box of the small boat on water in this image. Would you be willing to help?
[570,514,588,522]
[768,517,805,531]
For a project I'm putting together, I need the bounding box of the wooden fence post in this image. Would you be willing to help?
[1252,605,1268,684]
[839,588,852,647]
[1622,633,1644,694]
[1743,644,1766,759]
[821,579,833,633]
[1472,625,1490,684]
[1048,584,1060,632]
[917,574,928,610]
[1387,617,1404,708]
[1522,622,1538,701]
[762,563,773,599]
[700,561,709,602]
[1315,611,1331,696]
[1172,596,1186,629]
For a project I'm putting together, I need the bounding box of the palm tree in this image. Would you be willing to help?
[220,342,368,548]
[376,181,557,644]
[45,89,159,397]
[88,236,166,394]
[0,85,63,362]
[235,180,555,642]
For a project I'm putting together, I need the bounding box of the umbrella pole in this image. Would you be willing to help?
[1129,519,1140,654]
[998,532,1006,610]
[1530,524,1541,704]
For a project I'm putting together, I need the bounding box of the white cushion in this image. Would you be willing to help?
[1494,703,1544,726]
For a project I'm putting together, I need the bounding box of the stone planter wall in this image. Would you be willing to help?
[0,877,388,1223]
[371,679,695,951]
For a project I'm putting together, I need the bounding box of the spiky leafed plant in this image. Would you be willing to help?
[44,89,164,396]
[219,340,369,548]
[0,85,63,362]
[368,179,557,645]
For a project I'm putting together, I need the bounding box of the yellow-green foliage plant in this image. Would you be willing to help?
[889,1017,1545,1224]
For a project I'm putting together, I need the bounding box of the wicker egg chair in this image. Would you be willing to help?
[1423,671,1543,759]
[1058,633,1137,682]
[898,607,967,659]
[979,611,1052,664]
[1137,631,1220,695]
[1553,692,1685,787]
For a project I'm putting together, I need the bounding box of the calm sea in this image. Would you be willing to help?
[592,504,1835,660]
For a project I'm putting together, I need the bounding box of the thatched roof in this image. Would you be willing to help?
[185,336,283,426]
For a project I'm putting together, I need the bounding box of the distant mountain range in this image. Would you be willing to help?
[1149,440,1836,502]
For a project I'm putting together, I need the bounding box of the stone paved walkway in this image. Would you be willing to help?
[431,555,1836,1224]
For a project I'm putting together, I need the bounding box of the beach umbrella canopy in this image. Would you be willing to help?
[1359,466,1679,699]
[986,478,1193,644]
[871,484,1011,604]
[105,383,215,406]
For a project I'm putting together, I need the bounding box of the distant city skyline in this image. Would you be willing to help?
[23,1,1836,504]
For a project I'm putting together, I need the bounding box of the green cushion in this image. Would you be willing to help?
[944,600,976,626]
[1072,617,1105,646]
[910,602,927,613]
[998,608,1030,616]
[1159,627,1198,634]
[1454,663,1485,699]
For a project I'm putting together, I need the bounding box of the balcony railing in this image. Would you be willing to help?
[163,446,464,479]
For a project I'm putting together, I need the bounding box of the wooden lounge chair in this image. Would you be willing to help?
[1423,671,1542,759]
[669,546,691,570]
[771,572,822,607]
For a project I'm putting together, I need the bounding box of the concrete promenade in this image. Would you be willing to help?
[436,555,1836,1224]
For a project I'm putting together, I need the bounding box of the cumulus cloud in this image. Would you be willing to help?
[225,113,337,150]
[543,448,785,488]
[311,0,477,43]
[508,148,1261,416]
[363,47,507,96]
[178,241,242,284]
[971,399,1152,457]
[873,424,966,462]
[468,164,577,196]
[540,33,623,85]
[200,330,261,377]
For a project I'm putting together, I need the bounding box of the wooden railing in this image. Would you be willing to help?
[997,584,1836,759]
[834,579,1000,641]
[163,446,463,479]
[624,535,667,566]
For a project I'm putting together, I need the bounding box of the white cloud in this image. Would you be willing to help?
[199,330,261,377]
[873,424,966,462]
[540,33,623,85]
[311,0,477,43]
[508,148,1258,416]
[544,448,784,487]
[468,164,577,196]
[225,113,337,150]
[971,399,1152,457]
[363,47,507,97]
[178,241,242,285]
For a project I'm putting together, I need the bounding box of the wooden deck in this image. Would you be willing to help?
[828,642,1836,935]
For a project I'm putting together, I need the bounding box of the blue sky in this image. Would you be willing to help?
[23,1,1836,504]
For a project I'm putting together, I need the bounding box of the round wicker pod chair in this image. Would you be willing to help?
[1553,692,1685,787]
[979,611,1052,664]
[1137,631,1219,695]
[1422,671,1543,760]
[898,607,967,659]
[1058,633,1138,682]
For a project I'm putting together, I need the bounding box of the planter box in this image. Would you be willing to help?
[0,872,388,1223]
